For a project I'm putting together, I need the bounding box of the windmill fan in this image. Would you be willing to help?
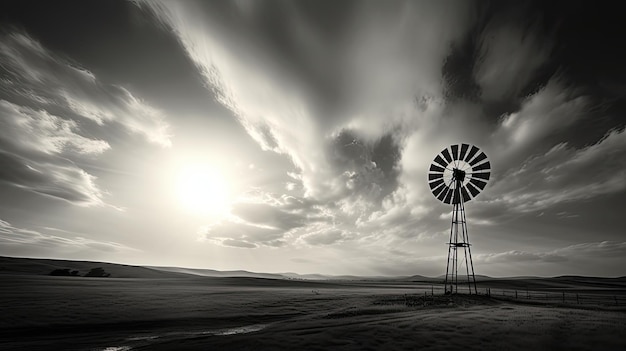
[427,144,491,294]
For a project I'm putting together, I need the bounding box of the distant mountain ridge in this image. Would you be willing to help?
[1,256,624,283]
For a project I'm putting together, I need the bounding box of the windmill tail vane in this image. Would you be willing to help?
[427,144,491,295]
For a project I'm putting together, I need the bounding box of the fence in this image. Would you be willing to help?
[483,288,626,307]
[408,284,626,307]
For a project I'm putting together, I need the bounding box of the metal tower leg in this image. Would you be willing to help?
[444,182,477,295]
[461,200,478,294]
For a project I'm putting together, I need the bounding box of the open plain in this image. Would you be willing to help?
[1,262,626,351]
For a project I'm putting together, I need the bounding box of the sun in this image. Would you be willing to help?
[176,164,231,216]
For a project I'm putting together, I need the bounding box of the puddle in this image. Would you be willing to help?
[97,324,268,351]
[213,324,267,335]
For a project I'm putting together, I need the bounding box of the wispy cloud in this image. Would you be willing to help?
[0,219,137,256]
[0,32,172,146]
[0,31,172,206]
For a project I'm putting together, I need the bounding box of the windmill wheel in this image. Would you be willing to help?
[428,144,490,204]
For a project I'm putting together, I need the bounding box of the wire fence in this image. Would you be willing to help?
[482,288,626,307]
[408,284,626,307]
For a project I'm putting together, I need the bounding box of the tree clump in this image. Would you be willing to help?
[49,269,80,276]
[48,267,110,277]
[84,267,111,277]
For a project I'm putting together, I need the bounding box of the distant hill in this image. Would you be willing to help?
[0,256,193,279]
[2,256,624,285]
[148,266,286,280]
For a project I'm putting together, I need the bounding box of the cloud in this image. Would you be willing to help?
[473,10,554,102]
[301,229,350,246]
[0,31,172,206]
[143,0,626,276]
[231,201,306,231]
[0,219,136,255]
[221,239,257,249]
[0,100,110,155]
[0,32,171,146]
[198,220,284,248]
[490,78,590,171]
[142,0,472,200]
[486,127,626,213]
[476,241,626,274]
[553,241,626,258]
[0,152,105,206]
[477,250,567,264]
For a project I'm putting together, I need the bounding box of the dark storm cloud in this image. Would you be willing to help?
[327,130,401,203]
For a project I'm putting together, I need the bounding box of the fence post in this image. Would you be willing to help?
[562,292,565,303]
[431,285,434,296]
[527,290,529,299]
[424,291,427,306]
[515,290,518,299]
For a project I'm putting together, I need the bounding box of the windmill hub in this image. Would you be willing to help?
[453,168,466,182]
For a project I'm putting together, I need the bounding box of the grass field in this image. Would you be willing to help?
[1,273,626,351]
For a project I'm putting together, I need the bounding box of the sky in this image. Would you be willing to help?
[0,0,625,277]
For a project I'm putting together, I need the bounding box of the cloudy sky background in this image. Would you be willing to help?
[1,0,625,277]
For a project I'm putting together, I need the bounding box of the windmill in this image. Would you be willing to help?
[428,144,490,294]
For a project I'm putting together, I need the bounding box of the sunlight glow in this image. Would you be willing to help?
[176,164,231,216]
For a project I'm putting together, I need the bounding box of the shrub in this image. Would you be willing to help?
[85,267,111,277]
[49,268,72,276]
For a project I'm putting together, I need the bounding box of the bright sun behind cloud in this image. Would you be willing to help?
[176,164,231,216]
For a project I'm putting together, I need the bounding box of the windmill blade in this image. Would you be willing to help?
[444,187,454,204]
[451,144,459,160]
[441,148,453,164]
[466,182,481,197]
[465,145,479,162]
[469,152,487,166]
[460,186,472,202]
[459,143,469,160]
[432,182,447,197]
[470,172,490,181]
[472,161,490,172]
[428,173,443,181]
[469,178,487,190]
[434,155,448,168]
[429,178,444,190]
[429,164,446,173]
[437,185,451,202]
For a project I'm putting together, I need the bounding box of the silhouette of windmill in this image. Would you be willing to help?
[428,144,491,294]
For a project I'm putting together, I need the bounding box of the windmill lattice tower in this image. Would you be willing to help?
[428,144,491,295]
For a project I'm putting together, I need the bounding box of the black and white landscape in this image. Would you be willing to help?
[1,0,625,350]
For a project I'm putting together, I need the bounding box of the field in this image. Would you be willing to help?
[2,272,626,351]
